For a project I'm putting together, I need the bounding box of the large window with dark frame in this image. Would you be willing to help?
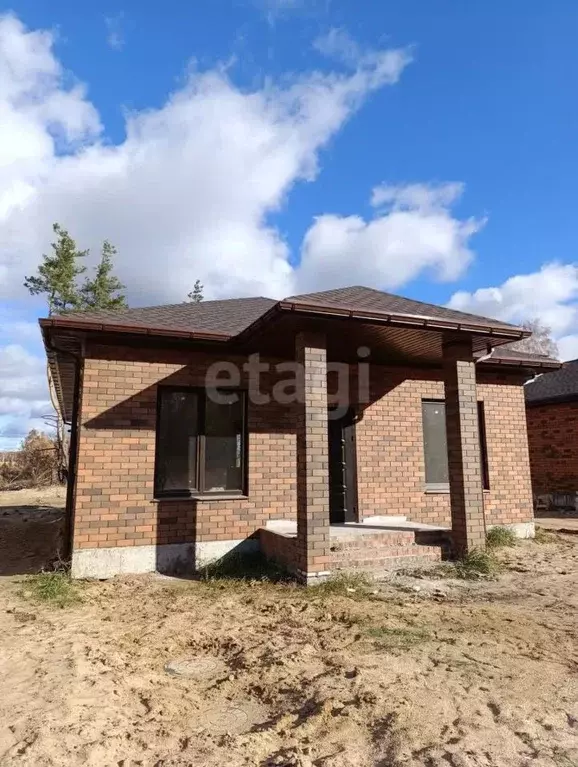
[155,387,247,497]
[421,400,490,491]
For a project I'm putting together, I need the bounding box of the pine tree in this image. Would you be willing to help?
[187,280,204,303]
[81,240,127,310]
[24,223,87,315]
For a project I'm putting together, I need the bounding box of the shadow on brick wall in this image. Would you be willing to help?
[155,499,198,576]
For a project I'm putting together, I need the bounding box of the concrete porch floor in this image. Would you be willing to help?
[264,517,449,539]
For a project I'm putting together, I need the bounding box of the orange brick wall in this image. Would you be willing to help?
[355,367,533,528]
[74,344,298,551]
[73,345,534,553]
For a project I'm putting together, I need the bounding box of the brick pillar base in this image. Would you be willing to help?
[443,337,486,556]
[295,331,331,583]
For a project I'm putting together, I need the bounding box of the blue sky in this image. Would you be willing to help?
[1,0,578,448]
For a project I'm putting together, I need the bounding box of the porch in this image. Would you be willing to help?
[260,517,450,578]
[243,303,524,583]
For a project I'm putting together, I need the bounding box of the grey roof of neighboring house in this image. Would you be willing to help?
[525,359,578,404]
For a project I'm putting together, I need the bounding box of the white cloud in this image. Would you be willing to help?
[371,181,464,211]
[0,12,416,305]
[0,316,40,346]
[296,182,482,293]
[448,262,578,360]
[557,335,578,361]
[0,344,48,402]
[315,28,413,81]
[105,14,125,51]
[0,343,50,448]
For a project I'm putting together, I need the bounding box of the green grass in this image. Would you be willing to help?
[486,526,517,549]
[22,572,81,608]
[455,548,501,580]
[365,625,430,648]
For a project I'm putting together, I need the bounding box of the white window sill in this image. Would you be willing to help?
[424,486,490,495]
[153,494,248,502]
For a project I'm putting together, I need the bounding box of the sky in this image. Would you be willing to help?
[1,0,578,449]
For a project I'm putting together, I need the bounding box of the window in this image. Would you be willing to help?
[421,400,489,491]
[155,387,247,497]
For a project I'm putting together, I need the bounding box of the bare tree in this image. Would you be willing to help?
[509,318,559,358]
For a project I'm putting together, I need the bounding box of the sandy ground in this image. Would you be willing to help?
[0,532,577,767]
[0,487,66,575]
[536,517,578,533]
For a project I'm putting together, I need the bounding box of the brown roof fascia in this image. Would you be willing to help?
[483,356,561,370]
[39,317,232,343]
[273,300,530,341]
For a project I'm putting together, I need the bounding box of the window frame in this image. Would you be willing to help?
[421,399,490,493]
[154,385,248,499]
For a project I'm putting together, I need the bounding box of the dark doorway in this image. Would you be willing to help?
[328,406,359,523]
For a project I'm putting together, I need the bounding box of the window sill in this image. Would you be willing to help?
[424,484,450,494]
[424,487,491,495]
[153,494,248,503]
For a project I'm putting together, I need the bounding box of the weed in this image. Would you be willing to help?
[365,625,430,648]
[308,571,374,599]
[455,549,501,580]
[486,526,517,549]
[23,572,81,608]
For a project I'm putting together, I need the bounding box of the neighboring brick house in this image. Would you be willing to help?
[40,286,559,582]
[525,360,578,514]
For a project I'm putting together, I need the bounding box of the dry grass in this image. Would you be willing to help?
[0,534,577,766]
[486,526,518,549]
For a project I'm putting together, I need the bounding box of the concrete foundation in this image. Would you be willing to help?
[71,538,259,579]
[487,521,535,539]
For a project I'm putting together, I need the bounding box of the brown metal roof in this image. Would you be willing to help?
[41,286,528,340]
[478,346,561,369]
[40,286,560,422]
[41,296,277,338]
[284,286,521,333]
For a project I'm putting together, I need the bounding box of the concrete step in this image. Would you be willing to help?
[330,530,418,547]
[331,549,442,575]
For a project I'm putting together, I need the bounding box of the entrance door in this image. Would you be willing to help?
[328,406,358,523]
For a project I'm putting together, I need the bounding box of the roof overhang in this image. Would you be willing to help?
[39,316,232,343]
[236,300,531,349]
[41,301,557,422]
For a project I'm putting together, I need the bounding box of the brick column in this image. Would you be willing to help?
[295,331,331,583]
[443,337,486,555]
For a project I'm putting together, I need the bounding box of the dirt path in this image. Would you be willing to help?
[0,487,66,575]
[0,534,577,766]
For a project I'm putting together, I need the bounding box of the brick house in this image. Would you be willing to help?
[40,286,559,582]
[525,360,578,514]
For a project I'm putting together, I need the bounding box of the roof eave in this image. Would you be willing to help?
[272,300,529,342]
[39,317,232,343]
[482,357,562,370]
